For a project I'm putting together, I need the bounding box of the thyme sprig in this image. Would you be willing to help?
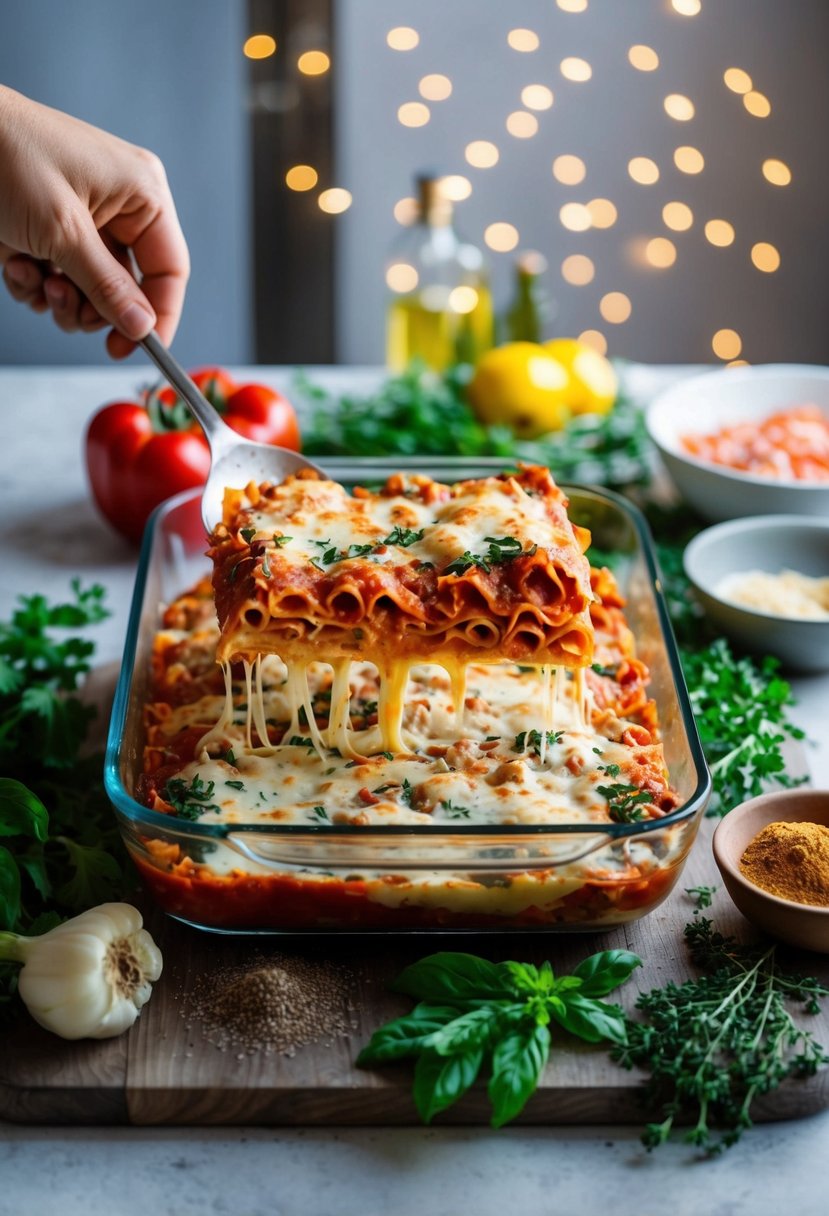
[615,917,829,1154]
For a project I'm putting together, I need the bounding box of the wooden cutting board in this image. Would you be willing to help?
[2,818,828,1127]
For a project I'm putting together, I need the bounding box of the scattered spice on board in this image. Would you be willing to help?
[186,954,356,1056]
[739,820,829,907]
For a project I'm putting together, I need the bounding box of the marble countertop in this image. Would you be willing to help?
[1,361,827,1216]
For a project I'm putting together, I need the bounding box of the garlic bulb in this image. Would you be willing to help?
[0,903,162,1039]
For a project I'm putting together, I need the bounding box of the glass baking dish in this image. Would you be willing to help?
[105,462,711,934]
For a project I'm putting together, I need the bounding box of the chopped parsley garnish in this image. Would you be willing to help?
[597,782,654,823]
[598,762,621,778]
[262,553,272,578]
[401,778,414,806]
[273,535,292,547]
[311,538,376,566]
[441,799,471,819]
[443,550,491,576]
[224,747,236,764]
[164,774,220,820]
[513,729,565,756]
[309,805,329,821]
[381,751,394,760]
[288,735,316,751]
[485,735,501,742]
[444,535,536,577]
[383,525,424,547]
[225,779,245,790]
[592,663,619,678]
[240,526,256,544]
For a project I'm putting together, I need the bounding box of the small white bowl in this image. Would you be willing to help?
[646,364,829,522]
[684,515,829,672]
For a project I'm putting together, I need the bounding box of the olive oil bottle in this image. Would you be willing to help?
[386,175,493,372]
[504,252,556,344]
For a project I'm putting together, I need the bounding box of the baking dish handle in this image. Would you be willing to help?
[225,830,615,872]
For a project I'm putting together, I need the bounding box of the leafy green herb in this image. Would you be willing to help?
[225,780,245,791]
[685,884,717,910]
[272,535,292,547]
[224,747,236,765]
[682,641,806,815]
[381,751,394,761]
[311,538,376,566]
[440,799,471,820]
[401,778,414,806]
[596,782,654,823]
[0,580,108,769]
[299,363,650,489]
[444,550,491,577]
[310,805,329,821]
[597,762,621,778]
[591,663,619,678]
[0,585,131,1010]
[512,729,564,757]
[163,775,220,820]
[358,949,641,1126]
[288,735,317,752]
[614,917,828,1154]
[444,536,535,578]
[240,526,256,544]
[383,526,424,547]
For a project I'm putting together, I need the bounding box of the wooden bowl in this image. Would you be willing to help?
[713,790,829,953]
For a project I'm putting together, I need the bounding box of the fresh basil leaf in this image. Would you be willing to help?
[413,1046,483,1124]
[0,843,22,930]
[550,993,628,1046]
[498,960,543,996]
[488,1023,551,1128]
[17,847,51,900]
[356,1004,458,1064]
[570,950,642,997]
[393,952,511,1002]
[0,778,49,842]
[54,837,123,911]
[429,1006,499,1056]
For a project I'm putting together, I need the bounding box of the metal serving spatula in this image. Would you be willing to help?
[140,332,324,533]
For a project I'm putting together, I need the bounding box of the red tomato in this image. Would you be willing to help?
[85,368,301,545]
[225,384,301,450]
[190,367,238,404]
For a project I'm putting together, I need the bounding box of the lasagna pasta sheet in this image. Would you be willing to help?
[208,466,594,670]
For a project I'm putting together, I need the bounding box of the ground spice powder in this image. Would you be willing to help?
[186,954,356,1056]
[740,820,829,907]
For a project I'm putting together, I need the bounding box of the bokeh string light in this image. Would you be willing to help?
[553,155,587,185]
[294,8,798,360]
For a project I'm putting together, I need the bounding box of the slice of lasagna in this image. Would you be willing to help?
[207,465,593,756]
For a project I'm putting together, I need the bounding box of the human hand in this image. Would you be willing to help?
[0,86,189,358]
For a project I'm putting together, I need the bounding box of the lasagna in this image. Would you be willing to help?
[131,468,687,930]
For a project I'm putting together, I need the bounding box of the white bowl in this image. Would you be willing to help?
[684,515,829,672]
[646,364,829,521]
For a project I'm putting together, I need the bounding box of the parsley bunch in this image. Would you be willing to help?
[645,503,807,815]
[615,916,828,1154]
[0,584,128,1011]
[299,362,651,489]
[358,949,641,1126]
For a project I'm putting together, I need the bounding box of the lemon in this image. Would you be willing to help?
[467,342,572,437]
[545,338,618,416]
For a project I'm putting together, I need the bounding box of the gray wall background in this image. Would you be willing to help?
[0,1,826,367]
[0,0,252,366]
[335,0,829,364]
